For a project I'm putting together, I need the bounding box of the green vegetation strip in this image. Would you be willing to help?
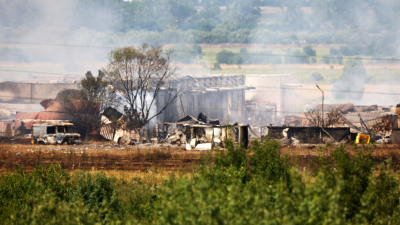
[0,140,399,224]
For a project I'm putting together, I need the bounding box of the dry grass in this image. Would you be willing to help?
[280,144,400,171]
[1,143,400,176]
[0,143,207,173]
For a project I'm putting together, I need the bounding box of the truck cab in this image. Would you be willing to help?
[32,123,81,145]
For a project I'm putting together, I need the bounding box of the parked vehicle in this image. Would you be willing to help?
[31,123,81,145]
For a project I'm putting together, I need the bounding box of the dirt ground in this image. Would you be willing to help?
[1,142,400,176]
[0,143,203,173]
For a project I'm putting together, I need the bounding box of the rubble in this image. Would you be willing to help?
[268,126,352,145]
[161,113,249,150]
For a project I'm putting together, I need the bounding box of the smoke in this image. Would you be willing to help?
[1,0,400,123]
[0,0,129,74]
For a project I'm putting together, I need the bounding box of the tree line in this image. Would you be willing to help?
[1,0,399,34]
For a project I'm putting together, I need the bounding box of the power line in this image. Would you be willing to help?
[0,84,396,111]
[0,41,113,49]
[0,67,399,96]
[9,105,394,119]
[0,69,81,76]
[1,41,399,61]
[248,86,400,96]
[1,68,398,97]
[0,77,399,96]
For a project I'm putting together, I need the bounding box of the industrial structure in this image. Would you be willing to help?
[1,72,399,146]
[159,74,255,123]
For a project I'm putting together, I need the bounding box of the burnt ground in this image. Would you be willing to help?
[0,142,400,173]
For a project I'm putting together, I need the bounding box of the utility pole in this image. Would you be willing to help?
[180,96,185,115]
[316,85,324,127]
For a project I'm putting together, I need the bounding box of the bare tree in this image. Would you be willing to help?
[102,44,180,140]
[324,109,343,127]
[305,109,343,127]
[305,110,323,127]
[371,115,396,136]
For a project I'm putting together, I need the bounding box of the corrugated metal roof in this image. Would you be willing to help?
[315,103,355,112]
[343,112,391,123]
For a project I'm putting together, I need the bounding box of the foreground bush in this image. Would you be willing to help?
[1,141,399,224]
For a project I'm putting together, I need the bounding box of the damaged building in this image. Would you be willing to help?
[159,74,255,123]
[286,103,398,131]
[0,89,87,138]
[279,103,398,144]
[99,74,257,144]
[162,113,249,150]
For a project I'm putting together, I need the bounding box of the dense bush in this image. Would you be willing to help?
[216,50,243,65]
[1,141,400,224]
[288,49,310,64]
[310,73,324,81]
[303,45,316,57]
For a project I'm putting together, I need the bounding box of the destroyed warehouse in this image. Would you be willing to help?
[160,74,255,123]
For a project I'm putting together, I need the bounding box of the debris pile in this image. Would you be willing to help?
[162,113,249,150]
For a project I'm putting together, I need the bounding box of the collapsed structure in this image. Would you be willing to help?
[162,113,249,150]
[99,74,256,144]
[1,70,399,146]
[280,103,398,144]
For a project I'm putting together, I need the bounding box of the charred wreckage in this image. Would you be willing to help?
[1,72,400,147]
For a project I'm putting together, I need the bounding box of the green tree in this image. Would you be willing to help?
[166,0,197,28]
[193,0,221,31]
[216,50,243,64]
[62,71,117,139]
[219,0,261,31]
[288,49,310,64]
[278,0,308,29]
[311,0,368,29]
[303,45,316,56]
[103,44,180,140]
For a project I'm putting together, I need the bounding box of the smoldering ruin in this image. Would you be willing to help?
[1,71,399,148]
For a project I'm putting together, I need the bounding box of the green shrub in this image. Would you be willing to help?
[303,45,316,56]
[192,44,202,54]
[310,73,324,81]
[1,143,400,224]
[71,172,121,216]
[216,50,243,65]
[213,62,221,70]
